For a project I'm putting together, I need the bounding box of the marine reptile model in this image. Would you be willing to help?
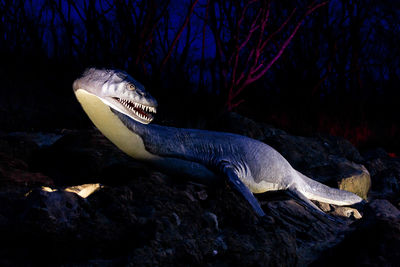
[73,68,363,219]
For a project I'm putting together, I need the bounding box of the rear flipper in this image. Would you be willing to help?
[223,167,266,218]
[287,186,344,224]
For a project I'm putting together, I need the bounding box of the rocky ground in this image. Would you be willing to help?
[0,113,399,266]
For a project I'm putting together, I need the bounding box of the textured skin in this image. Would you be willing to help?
[116,112,294,193]
[74,68,364,218]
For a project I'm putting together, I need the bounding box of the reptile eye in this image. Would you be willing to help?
[128,84,135,91]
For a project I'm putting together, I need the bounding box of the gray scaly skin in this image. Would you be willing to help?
[73,68,364,220]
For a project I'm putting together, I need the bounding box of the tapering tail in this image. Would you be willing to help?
[296,171,364,206]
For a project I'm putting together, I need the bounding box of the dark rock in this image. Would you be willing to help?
[367,199,400,220]
[196,189,208,200]
[0,147,345,266]
[30,129,146,186]
[0,152,53,187]
[263,198,355,265]
[203,211,219,231]
[362,147,391,161]
[22,187,90,232]
[312,199,400,266]
[1,123,397,265]
[6,131,62,148]
[214,112,269,140]
[362,148,400,200]
[0,132,39,162]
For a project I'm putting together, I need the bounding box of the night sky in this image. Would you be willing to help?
[0,0,399,152]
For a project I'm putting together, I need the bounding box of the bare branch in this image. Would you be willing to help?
[160,0,200,72]
[217,0,331,110]
[249,1,329,84]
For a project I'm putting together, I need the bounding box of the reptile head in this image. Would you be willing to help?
[73,68,157,124]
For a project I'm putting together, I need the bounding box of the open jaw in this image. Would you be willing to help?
[113,97,156,124]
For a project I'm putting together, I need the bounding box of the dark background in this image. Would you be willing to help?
[1,0,399,152]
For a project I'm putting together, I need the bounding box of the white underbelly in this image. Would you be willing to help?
[242,178,282,194]
[75,89,158,161]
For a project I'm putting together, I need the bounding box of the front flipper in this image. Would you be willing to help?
[223,167,266,217]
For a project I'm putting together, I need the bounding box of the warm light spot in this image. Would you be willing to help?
[24,188,57,197]
[41,186,58,192]
[64,183,103,198]
[388,152,397,158]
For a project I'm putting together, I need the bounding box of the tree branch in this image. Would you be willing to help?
[159,0,199,72]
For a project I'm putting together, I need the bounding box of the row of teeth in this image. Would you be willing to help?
[119,99,156,120]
